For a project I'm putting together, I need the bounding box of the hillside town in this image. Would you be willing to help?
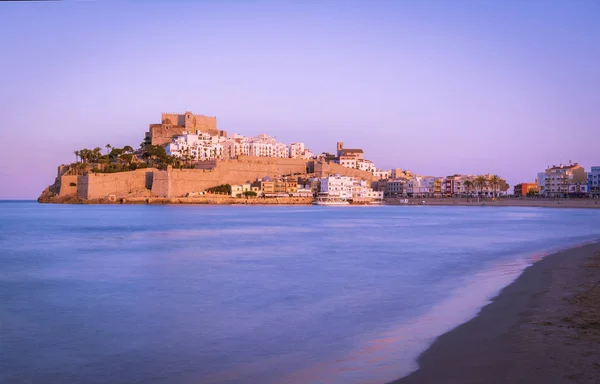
[42,111,599,204]
[155,112,600,202]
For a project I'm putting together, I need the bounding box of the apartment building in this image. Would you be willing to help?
[589,166,600,197]
[540,163,587,197]
[320,175,354,200]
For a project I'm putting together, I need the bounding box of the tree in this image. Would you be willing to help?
[74,150,79,164]
[121,153,133,165]
[243,190,257,197]
[207,184,232,195]
[105,144,111,155]
[123,145,134,154]
[93,147,102,162]
[463,180,473,198]
[474,175,488,201]
[488,175,501,199]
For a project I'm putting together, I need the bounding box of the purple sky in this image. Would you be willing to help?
[1,0,599,199]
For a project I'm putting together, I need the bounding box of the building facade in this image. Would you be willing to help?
[540,163,587,197]
[320,175,354,200]
[589,166,600,197]
[513,183,539,197]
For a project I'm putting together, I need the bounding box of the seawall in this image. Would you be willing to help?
[40,156,383,203]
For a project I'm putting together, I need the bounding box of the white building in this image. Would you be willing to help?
[357,159,376,173]
[407,176,435,196]
[569,183,588,195]
[320,175,354,200]
[320,175,382,201]
[289,142,304,158]
[373,169,390,180]
[166,131,224,161]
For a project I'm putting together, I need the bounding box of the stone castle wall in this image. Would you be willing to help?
[314,161,377,182]
[148,125,190,146]
[162,112,217,134]
[152,156,309,197]
[59,175,78,196]
[149,112,220,145]
[77,169,158,200]
[74,156,376,200]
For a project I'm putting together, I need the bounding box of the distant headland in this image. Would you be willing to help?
[38,111,599,206]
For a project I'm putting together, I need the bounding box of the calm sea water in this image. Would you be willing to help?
[1,202,600,384]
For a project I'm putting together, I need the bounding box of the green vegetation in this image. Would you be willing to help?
[206,184,232,194]
[463,180,473,196]
[473,175,488,200]
[243,190,257,197]
[70,142,194,175]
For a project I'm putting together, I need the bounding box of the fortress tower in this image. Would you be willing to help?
[146,111,227,146]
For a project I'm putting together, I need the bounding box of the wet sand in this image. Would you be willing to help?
[391,241,600,384]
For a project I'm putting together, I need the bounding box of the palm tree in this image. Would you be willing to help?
[123,145,134,154]
[488,175,501,199]
[105,144,111,155]
[474,175,488,202]
[93,147,102,163]
[74,150,79,164]
[463,180,473,198]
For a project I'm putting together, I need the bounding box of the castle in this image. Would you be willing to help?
[146,111,228,146]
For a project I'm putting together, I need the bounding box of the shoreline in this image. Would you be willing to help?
[36,196,600,208]
[390,241,600,384]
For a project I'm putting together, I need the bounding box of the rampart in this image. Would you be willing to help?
[148,112,225,145]
[77,169,159,200]
[59,175,78,196]
[152,156,309,197]
[314,161,377,182]
[68,156,377,201]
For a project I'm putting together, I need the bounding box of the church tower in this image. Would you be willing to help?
[336,142,344,157]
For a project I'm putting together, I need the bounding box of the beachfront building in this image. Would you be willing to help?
[442,175,472,196]
[539,163,587,197]
[588,166,600,197]
[256,177,299,197]
[350,179,381,200]
[231,183,253,197]
[300,177,321,195]
[514,183,539,197]
[406,176,438,197]
[568,183,588,197]
[320,175,354,200]
[385,178,408,197]
[536,172,547,194]
[166,131,225,160]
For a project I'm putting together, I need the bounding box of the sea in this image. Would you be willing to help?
[2,201,600,384]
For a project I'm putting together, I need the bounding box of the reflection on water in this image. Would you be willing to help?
[1,203,599,384]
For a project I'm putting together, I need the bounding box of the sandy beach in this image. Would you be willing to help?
[391,241,600,384]
[386,197,600,209]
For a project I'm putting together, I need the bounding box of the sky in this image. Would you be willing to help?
[0,0,599,199]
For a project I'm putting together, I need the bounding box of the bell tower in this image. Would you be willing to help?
[336,142,344,157]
